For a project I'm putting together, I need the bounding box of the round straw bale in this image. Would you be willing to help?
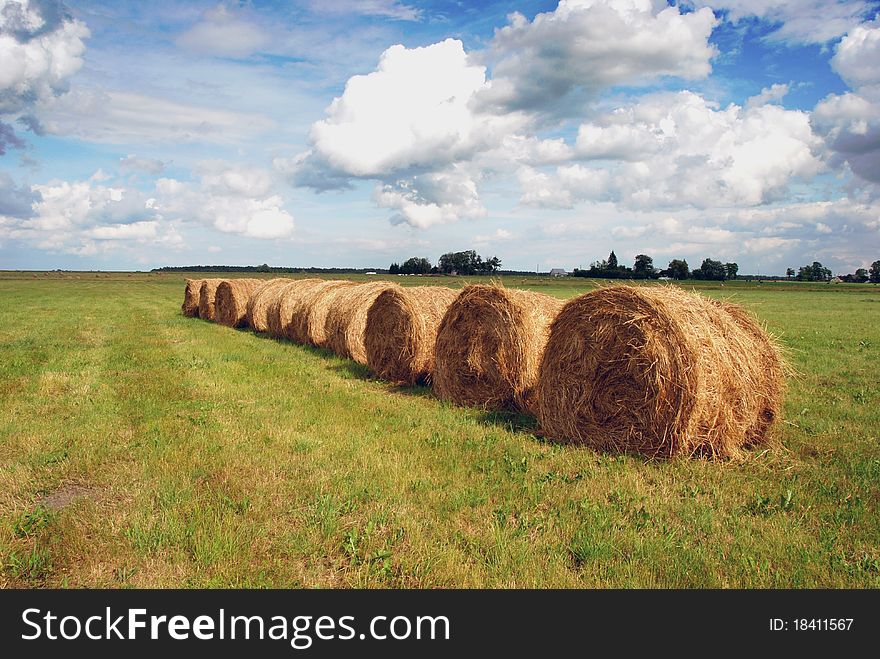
[266,278,323,338]
[181,278,204,317]
[364,286,459,385]
[433,284,564,412]
[215,278,264,328]
[709,299,786,447]
[198,278,225,322]
[246,278,291,333]
[534,285,778,459]
[324,281,402,364]
[289,280,359,346]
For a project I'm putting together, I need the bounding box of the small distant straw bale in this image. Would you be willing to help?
[215,278,264,328]
[324,282,401,364]
[364,286,459,385]
[182,279,203,317]
[266,279,323,338]
[246,279,291,333]
[433,284,563,412]
[289,280,359,346]
[198,278,225,322]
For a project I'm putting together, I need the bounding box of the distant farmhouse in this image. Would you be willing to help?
[549,268,567,277]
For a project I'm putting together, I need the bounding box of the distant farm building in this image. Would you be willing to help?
[549,268,567,277]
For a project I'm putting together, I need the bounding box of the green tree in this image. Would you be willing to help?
[810,261,832,282]
[438,250,498,275]
[786,267,795,279]
[389,262,400,275]
[666,259,689,280]
[870,260,880,283]
[482,256,502,273]
[854,268,869,283]
[797,261,832,282]
[607,250,618,269]
[400,256,432,275]
[724,262,739,280]
[699,258,727,281]
[633,254,655,279]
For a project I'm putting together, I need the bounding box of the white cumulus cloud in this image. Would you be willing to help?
[305,39,510,178]
[831,17,880,92]
[523,91,823,209]
[154,162,295,239]
[479,0,717,114]
[813,19,880,188]
[0,0,89,115]
[372,165,487,229]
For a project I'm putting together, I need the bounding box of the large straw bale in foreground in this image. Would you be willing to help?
[535,285,783,459]
[324,282,401,364]
[246,279,290,333]
[181,279,203,317]
[289,280,358,346]
[364,286,459,385]
[215,278,263,328]
[198,278,225,322]
[433,284,564,411]
[266,278,323,338]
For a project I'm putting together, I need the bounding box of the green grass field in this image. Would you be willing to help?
[1,271,878,588]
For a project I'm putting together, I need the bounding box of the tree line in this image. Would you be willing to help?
[785,260,880,283]
[572,251,739,281]
[389,250,501,276]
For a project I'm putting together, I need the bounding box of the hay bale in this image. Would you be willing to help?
[364,286,459,385]
[181,278,203,317]
[198,278,225,322]
[246,278,291,333]
[267,278,324,338]
[324,281,401,364]
[215,278,264,328]
[289,280,359,346]
[709,299,786,447]
[433,284,564,411]
[535,285,782,459]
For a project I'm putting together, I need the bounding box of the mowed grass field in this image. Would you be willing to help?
[0,271,878,588]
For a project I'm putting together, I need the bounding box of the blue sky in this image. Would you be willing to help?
[1,0,879,274]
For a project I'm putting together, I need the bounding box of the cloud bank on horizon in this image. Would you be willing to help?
[1,0,879,274]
